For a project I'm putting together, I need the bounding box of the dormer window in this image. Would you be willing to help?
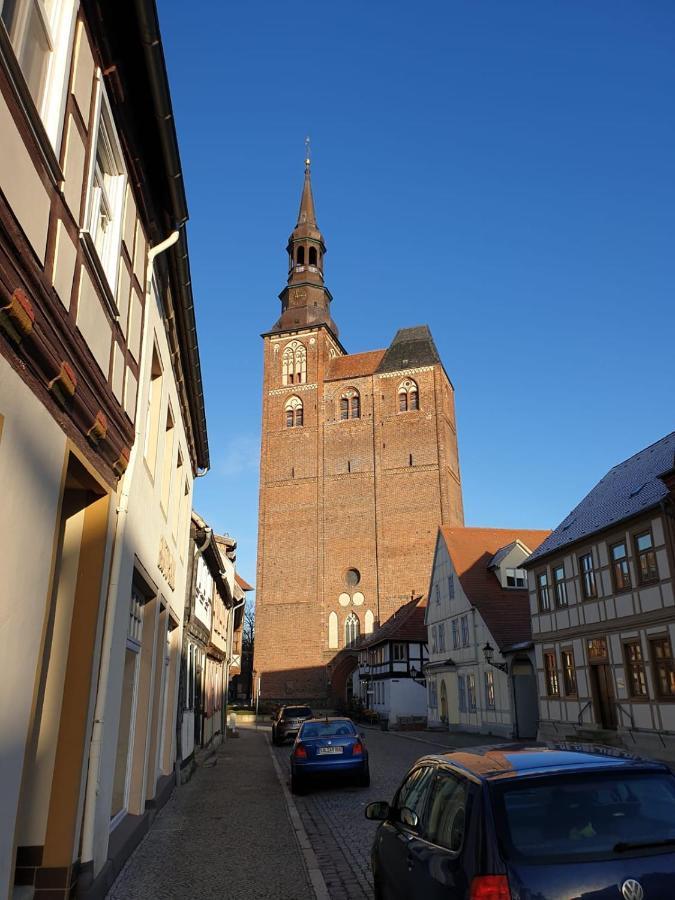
[506,567,527,588]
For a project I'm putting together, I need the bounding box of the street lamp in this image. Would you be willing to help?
[409,665,426,685]
[482,642,508,673]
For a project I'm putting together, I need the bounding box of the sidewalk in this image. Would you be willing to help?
[108,727,313,899]
[359,724,511,751]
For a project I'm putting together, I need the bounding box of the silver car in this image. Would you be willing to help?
[272,705,313,745]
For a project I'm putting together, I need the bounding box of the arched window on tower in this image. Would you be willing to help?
[296,246,305,265]
[345,612,360,648]
[398,379,419,412]
[339,388,360,420]
[285,396,303,428]
[282,341,306,386]
[308,246,317,266]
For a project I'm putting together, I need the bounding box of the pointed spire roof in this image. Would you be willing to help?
[297,159,317,228]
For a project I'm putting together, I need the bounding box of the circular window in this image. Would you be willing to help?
[345,568,361,587]
[338,592,351,607]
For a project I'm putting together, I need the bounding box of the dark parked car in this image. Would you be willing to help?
[290,717,370,794]
[366,742,675,900]
[271,705,313,745]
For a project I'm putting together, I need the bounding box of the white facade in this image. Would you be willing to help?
[357,633,428,727]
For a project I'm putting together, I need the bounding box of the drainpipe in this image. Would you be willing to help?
[79,231,179,873]
[223,593,246,740]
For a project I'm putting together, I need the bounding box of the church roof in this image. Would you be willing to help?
[376,325,442,374]
[440,527,550,651]
[325,349,386,381]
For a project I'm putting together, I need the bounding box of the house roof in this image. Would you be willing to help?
[440,527,551,651]
[358,595,427,648]
[325,349,386,382]
[525,431,675,565]
[235,573,254,592]
[375,325,441,374]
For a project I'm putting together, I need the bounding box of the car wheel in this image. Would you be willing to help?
[358,766,371,788]
[291,773,305,795]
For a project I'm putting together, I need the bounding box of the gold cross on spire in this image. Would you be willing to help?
[304,135,311,171]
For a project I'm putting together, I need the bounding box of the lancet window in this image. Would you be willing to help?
[282,340,307,386]
[285,396,303,428]
[398,379,419,412]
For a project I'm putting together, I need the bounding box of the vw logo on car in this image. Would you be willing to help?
[622,880,644,900]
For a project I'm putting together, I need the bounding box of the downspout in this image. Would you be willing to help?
[223,593,246,741]
[79,230,179,871]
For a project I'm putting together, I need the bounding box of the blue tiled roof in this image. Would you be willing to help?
[526,431,675,564]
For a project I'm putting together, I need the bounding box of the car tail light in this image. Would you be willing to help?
[293,744,307,759]
[470,875,511,900]
[352,741,363,755]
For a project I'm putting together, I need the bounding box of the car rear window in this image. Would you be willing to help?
[300,720,356,739]
[491,771,675,863]
[283,707,312,718]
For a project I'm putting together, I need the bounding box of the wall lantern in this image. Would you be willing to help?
[482,642,508,673]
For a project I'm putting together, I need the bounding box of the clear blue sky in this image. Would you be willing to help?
[158,0,675,591]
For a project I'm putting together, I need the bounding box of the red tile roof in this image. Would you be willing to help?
[325,349,386,382]
[235,573,254,591]
[359,595,427,648]
[440,527,551,650]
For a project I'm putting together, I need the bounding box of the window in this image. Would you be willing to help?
[553,565,567,607]
[610,541,631,592]
[426,773,468,852]
[437,624,446,653]
[160,406,174,513]
[537,572,551,611]
[452,620,459,649]
[460,615,469,647]
[345,612,359,647]
[171,449,184,539]
[392,642,406,662]
[296,246,305,265]
[428,679,438,709]
[485,670,495,710]
[431,625,438,654]
[467,674,477,712]
[635,531,658,584]
[284,396,303,428]
[448,575,455,600]
[282,341,306,386]
[1,0,76,144]
[395,766,434,821]
[308,246,317,266]
[544,651,559,697]
[506,567,527,588]
[624,640,648,698]
[561,648,577,696]
[397,379,419,413]
[328,611,338,649]
[85,82,127,290]
[651,638,675,698]
[579,553,597,599]
[143,345,162,475]
[345,568,360,587]
[339,389,360,420]
[435,583,440,605]
[458,675,467,713]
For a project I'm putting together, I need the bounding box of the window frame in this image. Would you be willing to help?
[650,636,675,700]
[610,540,632,593]
[484,670,495,710]
[543,650,560,697]
[624,639,649,699]
[466,673,477,712]
[424,770,470,854]
[460,615,469,648]
[634,529,659,585]
[537,571,551,612]
[578,552,598,600]
[553,564,568,608]
[561,646,578,697]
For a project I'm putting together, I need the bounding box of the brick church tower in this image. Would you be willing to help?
[254,156,464,704]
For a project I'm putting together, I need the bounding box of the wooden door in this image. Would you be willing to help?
[590,664,617,730]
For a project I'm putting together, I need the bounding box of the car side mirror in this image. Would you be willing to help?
[365,801,390,821]
[400,807,419,829]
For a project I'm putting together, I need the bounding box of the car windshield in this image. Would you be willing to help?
[300,721,356,739]
[283,707,312,719]
[491,771,675,863]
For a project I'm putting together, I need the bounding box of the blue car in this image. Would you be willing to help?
[366,742,675,900]
[290,717,370,794]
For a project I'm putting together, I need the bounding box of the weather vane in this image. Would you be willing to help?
[305,135,311,169]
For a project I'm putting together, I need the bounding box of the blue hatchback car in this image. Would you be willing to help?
[366,743,675,900]
[290,717,370,794]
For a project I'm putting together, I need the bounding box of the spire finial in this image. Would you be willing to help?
[304,135,311,171]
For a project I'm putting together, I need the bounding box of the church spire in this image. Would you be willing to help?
[270,144,339,337]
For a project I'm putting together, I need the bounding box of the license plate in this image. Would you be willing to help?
[317,746,343,755]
